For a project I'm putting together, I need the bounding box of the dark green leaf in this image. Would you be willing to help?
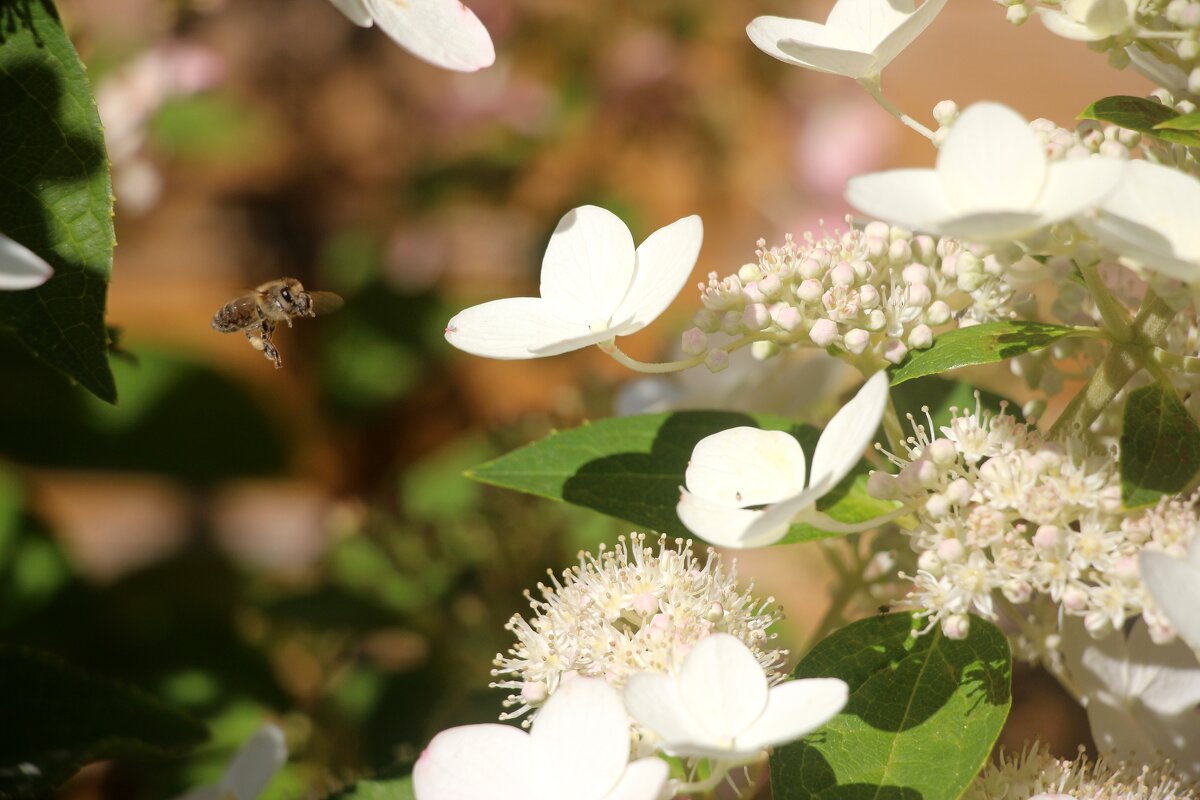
[889,322,1080,386]
[1154,109,1200,132]
[0,0,116,402]
[467,411,896,543]
[0,646,207,797]
[1120,383,1200,508]
[1079,95,1200,146]
[771,613,1011,800]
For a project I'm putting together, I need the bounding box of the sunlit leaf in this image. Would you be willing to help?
[889,322,1081,386]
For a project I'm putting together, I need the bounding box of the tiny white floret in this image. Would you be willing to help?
[676,371,889,548]
[0,234,53,290]
[413,676,668,800]
[846,102,1126,243]
[445,205,703,360]
[328,0,495,73]
[747,0,949,81]
[623,633,848,760]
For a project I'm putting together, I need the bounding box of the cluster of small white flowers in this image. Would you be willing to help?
[684,220,1019,374]
[867,397,1200,645]
[965,741,1199,800]
[491,533,786,724]
[997,0,1200,98]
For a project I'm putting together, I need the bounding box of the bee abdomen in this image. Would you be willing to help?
[212,306,253,333]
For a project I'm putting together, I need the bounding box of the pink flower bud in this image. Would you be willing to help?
[830,262,856,287]
[796,278,824,303]
[743,303,771,331]
[941,614,970,640]
[705,349,730,373]
[843,328,870,354]
[681,327,708,355]
[908,324,934,349]
[771,305,803,332]
[883,339,908,364]
[809,318,840,348]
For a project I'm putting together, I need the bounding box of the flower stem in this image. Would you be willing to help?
[857,76,937,142]
[605,335,762,374]
[1077,260,1132,343]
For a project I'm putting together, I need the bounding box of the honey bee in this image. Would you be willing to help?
[211,278,343,368]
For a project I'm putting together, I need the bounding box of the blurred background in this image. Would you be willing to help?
[2,0,1153,796]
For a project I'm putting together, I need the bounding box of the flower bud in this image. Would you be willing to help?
[693,308,721,333]
[1062,585,1088,611]
[681,327,708,355]
[932,100,959,127]
[859,285,880,308]
[936,537,964,562]
[751,340,780,360]
[902,263,930,285]
[925,494,950,519]
[926,300,951,325]
[721,310,743,335]
[942,614,971,640]
[758,273,783,299]
[867,470,896,500]
[867,309,887,331]
[738,263,763,283]
[946,478,972,506]
[743,303,771,331]
[799,257,825,280]
[928,439,958,467]
[809,318,840,348]
[883,339,908,364]
[705,349,730,373]
[796,278,824,303]
[771,305,803,332]
[1033,525,1061,549]
[830,262,856,287]
[843,328,871,354]
[908,324,934,350]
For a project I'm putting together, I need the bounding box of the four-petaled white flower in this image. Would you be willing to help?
[623,633,848,760]
[1140,535,1200,654]
[846,102,1126,243]
[1082,159,1200,282]
[328,0,494,73]
[445,205,703,359]
[747,0,948,82]
[172,724,288,800]
[413,675,668,800]
[676,371,890,548]
[1061,617,1200,778]
[1036,0,1138,42]
[0,234,53,290]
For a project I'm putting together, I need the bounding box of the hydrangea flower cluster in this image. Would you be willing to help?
[685,221,1020,374]
[964,741,1199,800]
[867,398,1200,645]
[491,533,787,724]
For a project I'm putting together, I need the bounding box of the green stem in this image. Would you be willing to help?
[606,335,762,374]
[857,76,937,142]
[1078,260,1132,343]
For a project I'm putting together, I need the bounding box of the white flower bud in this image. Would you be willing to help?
[751,340,780,360]
[867,470,896,500]
[946,478,972,507]
[932,100,959,127]
[1033,525,1061,550]
[863,221,891,240]
[936,537,964,562]
[1001,580,1032,604]
[758,273,783,299]
[521,681,549,705]
[1083,611,1114,638]
[902,263,930,285]
[705,349,730,373]
[867,309,887,331]
[843,328,871,354]
[771,305,803,332]
[926,300,951,325]
[925,494,950,519]
[908,324,934,349]
[796,278,824,303]
[799,257,824,280]
[1005,3,1029,24]
[693,308,721,333]
[928,439,957,467]
[743,281,768,304]
[738,263,763,282]
[681,327,708,355]
[859,285,880,308]
[743,303,771,331]
[889,239,913,264]
[1190,67,1200,97]
[883,339,908,364]
[1062,586,1088,611]
[721,310,743,335]
[941,614,971,640]
[918,548,943,574]
[809,318,842,348]
[830,262,856,287]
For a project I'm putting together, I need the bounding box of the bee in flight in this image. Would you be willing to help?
[211,278,343,369]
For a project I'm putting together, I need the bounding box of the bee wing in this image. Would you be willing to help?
[212,294,261,332]
[308,291,345,316]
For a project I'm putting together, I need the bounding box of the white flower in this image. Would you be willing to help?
[746,0,949,81]
[623,633,847,760]
[845,102,1126,243]
[413,676,668,800]
[676,371,889,548]
[1036,0,1138,42]
[445,205,703,359]
[172,724,287,800]
[1140,534,1200,653]
[0,234,53,290]
[1083,159,1200,282]
[1062,617,1200,778]
[328,0,494,73]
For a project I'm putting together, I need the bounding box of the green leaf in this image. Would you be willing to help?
[771,613,1012,800]
[1154,109,1200,132]
[324,772,415,800]
[0,646,207,796]
[0,0,116,402]
[889,321,1080,386]
[467,411,896,543]
[1079,95,1200,146]
[1119,383,1200,508]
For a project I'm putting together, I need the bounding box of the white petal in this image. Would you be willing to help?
[746,16,832,67]
[328,0,373,27]
[1085,700,1161,764]
[844,169,950,233]
[1035,8,1109,40]
[1125,620,1200,716]
[540,206,637,326]
[412,724,534,800]
[531,677,630,800]
[937,103,1045,215]
[677,489,779,549]
[612,215,703,334]
[218,725,287,800]
[738,483,829,546]
[444,297,609,359]
[1035,157,1126,226]
[810,372,888,490]
[599,758,670,800]
[684,427,807,507]
[362,0,494,72]
[1089,159,1200,278]
[1141,549,1200,654]
[623,673,710,749]
[826,0,918,50]
[0,234,54,290]
[871,0,948,69]
[676,633,769,743]
[1126,43,1190,91]
[773,40,876,79]
[936,211,1049,243]
[735,678,848,751]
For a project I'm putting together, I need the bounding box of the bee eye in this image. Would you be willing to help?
[281,288,292,302]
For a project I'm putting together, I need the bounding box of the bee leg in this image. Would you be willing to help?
[244,329,267,351]
[259,322,283,369]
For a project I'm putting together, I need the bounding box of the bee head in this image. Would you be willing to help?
[270,278,311,315]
